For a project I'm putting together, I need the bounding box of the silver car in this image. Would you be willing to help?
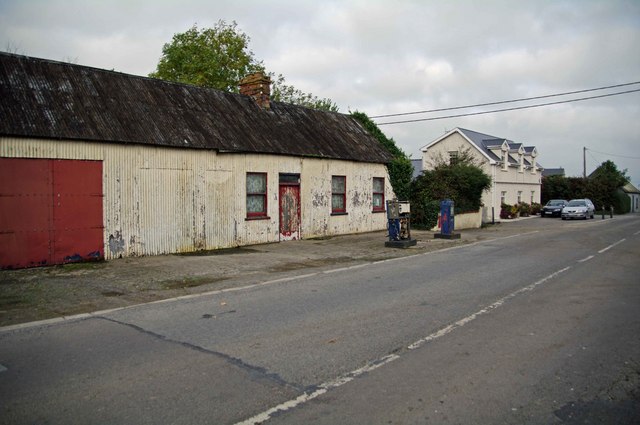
[561,199,595,220]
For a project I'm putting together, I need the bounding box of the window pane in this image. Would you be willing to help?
[279,173,300,184]
[373,178,384,193]
[332,176,345,194]
[247,174,266,194]
[332,194,345,211]
[373,194,383,208]
[247,195,265,213]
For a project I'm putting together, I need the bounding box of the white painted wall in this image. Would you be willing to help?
[431,210,483,231]
[1,137,393,259]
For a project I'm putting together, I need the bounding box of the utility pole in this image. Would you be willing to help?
[583,147,587,178]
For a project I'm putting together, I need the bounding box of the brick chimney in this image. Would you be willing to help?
[239,72,271,109]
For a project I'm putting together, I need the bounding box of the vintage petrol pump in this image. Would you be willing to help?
[385,199,417,248]
[434,199,460,239]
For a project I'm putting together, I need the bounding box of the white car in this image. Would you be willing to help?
[561,199,595,220]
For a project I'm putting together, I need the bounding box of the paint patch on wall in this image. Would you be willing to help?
[108,231,125,254]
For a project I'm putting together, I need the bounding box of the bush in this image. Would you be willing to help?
[518,203,531,217]
[411,198,440,229]
[500,203,513,219]
[530,202,542,215]
[615,190,630,214]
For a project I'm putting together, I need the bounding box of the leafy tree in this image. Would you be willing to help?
[541,160,629,212]
[270,73,339,112]
[410,151,491,229]
[350,111,413,200]
[150,21,338,111]
[150,22,263,92]
[588,160,629,211]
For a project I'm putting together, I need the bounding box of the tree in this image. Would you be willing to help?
[270,73,339,112]
[350,111,413,200]
[588,160,629,211]
[150,21,338,111]
[541,160,629,212]
[150,22,263,92]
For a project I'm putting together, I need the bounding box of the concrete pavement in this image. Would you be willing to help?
[0,216,553,327]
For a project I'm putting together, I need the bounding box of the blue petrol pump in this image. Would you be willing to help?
[435,199,460,239]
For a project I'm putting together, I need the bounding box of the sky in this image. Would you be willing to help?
[1,0,639,185]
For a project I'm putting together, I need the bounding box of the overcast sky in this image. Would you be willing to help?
[1,0,639,185]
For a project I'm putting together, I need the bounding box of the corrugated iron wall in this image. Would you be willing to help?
[1,137,392,260]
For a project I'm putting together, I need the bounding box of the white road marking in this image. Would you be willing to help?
[235,354,400,425]
[598,238,626,253]
[407,266,571,350]
[578,255,595,263]
[324,264,368,274]
[234,265,571,425]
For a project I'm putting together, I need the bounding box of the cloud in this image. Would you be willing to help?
[0,0,639,183]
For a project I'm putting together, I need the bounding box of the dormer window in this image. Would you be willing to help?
[518,147,525,173]
[501,141,509,171]
[529,147,538,175]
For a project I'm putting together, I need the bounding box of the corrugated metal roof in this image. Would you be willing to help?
[0,52,392,164]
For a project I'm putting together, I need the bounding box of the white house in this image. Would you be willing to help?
[621,182,640,213]
[421,128,542,222]
[0,53,394,269]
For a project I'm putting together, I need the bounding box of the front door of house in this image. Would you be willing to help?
[279,174,301,241]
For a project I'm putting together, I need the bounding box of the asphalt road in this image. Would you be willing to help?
[1,216,639,424]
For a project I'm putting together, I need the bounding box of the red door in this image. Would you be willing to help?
[279,184,301,241]
[0,158,104,269]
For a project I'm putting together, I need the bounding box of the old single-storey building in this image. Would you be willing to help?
[421,127,542,223]
[0,53,394,269]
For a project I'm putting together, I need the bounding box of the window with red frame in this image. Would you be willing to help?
[372,177,385,211]
[331,175,346,214]
[246,172,267,218]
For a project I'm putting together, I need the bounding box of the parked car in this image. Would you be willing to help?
[541,199,568,217]
[561,199,595,220]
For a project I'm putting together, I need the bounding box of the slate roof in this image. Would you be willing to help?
[542,168,565,177]
[0,52,392,164]
[455,128,540,167]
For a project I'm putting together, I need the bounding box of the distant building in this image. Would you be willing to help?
[0,53,394,269]
[621,182,640,213]
[421,127,542,223]
[542,168,565,177]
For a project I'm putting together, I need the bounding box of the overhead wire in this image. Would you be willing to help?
[370,80,640,119]
[586,147,640,161]
[375,88,640,126]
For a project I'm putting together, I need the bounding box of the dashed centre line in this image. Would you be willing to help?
[236,235,633,424]
[598,238,626,253]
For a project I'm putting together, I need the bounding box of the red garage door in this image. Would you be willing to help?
[0,158,104,269]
